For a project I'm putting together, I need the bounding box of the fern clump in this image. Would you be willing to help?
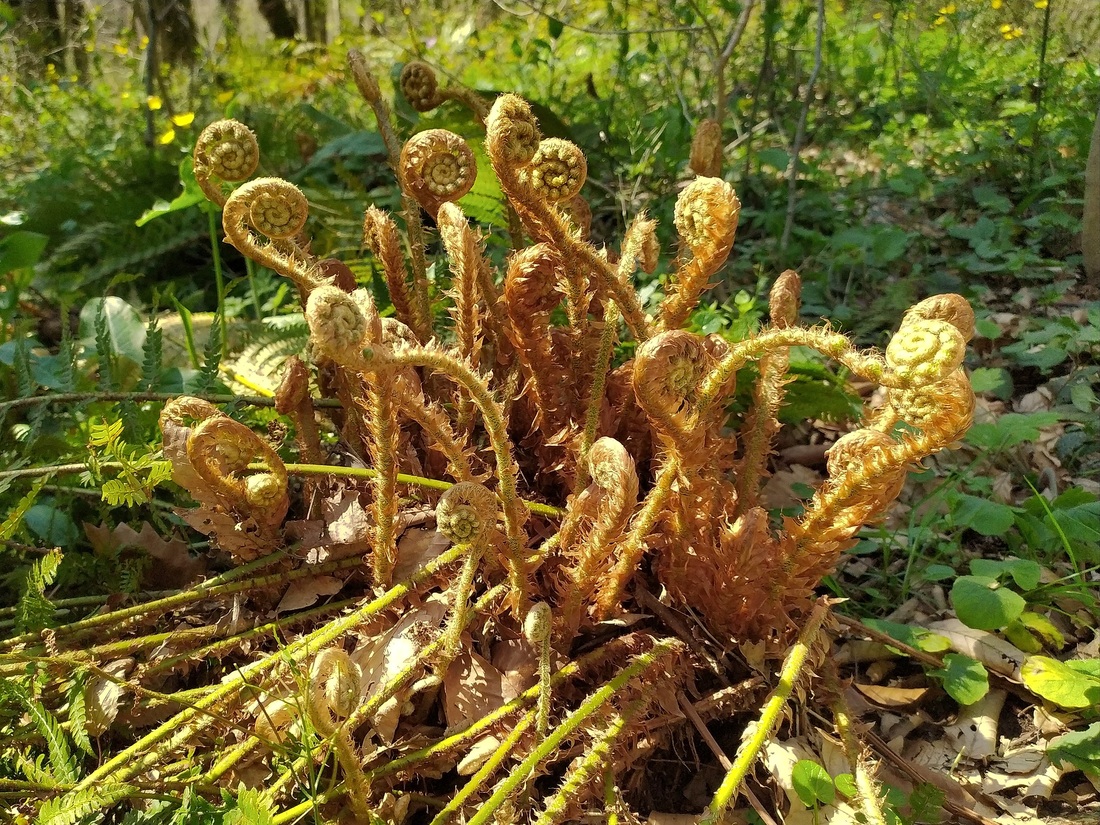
[4,52,976,824]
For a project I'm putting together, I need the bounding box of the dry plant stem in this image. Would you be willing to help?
[67,544,467,794]
[700,600,830,825]
[465,638,679,825]
[395,390,474,481]
[832,688,887,825]
[597,461,677,617]
[429,709,537,825]
[365,376,400,585]
[534,697,647,825]
[734,348,789,517]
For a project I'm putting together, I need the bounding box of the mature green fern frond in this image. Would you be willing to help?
[15,547,63,635]
[195,314,224,393]
[139,315,164,392]
[233,313,309,377]
[0,477,45,541]
[37,783,133,825]
[93,300,117,391]
[66,672,93,757]
[0,673,79,785]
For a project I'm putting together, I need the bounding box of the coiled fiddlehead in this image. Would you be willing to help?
[523,138,587,203]
[186,415,289,535]
[194,119,259,207]
[401,129,478,218]
[884,318,966,387]
[657,177,741,332]
[632,330,710,465]
[223,177,319,289]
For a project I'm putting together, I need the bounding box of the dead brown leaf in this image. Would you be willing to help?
[83,521,206,588]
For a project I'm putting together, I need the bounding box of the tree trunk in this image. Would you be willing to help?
[1084,101,1100,285]
[303,0,327,43]
[257,0,297,39]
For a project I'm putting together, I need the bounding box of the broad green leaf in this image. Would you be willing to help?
[1020,656,1100,709]
[931,653,989,705]
[1014,611,1065,649]
[25,504,79,548]
[1049,722,1100,772]
[0,229,48,272]
[792,759,835,807]
[965,412,1063,450]
[226,785,276,825]
[968,367,1012,400]
[863,618,951,652]
[922,564,956,582]
[135,157,208,226]
[969,558,1042,591]
[951,494,1016,537]
[79,297,147,367]
[833,773,858,799]
[951,575,1026,631]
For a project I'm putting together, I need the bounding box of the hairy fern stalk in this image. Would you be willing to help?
[3,55,976,824]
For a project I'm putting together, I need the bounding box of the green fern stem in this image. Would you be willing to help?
[464,638,678,825]
[693,327,892,422]
[0,550,291,651]
[699,599,830,825]
[429,709,537,825]
[207,209,229,357]
[534,697,646,825]
[268,638,626,823]
[830,681,887,825]
[260,584,505,807]
[68,543,468,795]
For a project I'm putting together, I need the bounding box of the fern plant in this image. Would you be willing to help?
[3,54,979,825]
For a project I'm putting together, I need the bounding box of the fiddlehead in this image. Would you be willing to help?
[632,330,710,465]
[435,481,498,547]
[560,438,639,633]
[657,177,741,332]
[400,129,478,218]
[523,138,587,203]
[734,269,801,515]
[884,318,966,387]
[223,177,319,289]
[486,94,651,340]
[689,117,723,178]
[193,119,259,207]
[400,60,443,112]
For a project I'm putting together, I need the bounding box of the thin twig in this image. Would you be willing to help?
[714,1,757,128]
[780,0,825,251]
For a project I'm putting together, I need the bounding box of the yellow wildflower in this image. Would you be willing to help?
[170,112,196,127]
[147,95,162,111]
[158,128,176,145]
